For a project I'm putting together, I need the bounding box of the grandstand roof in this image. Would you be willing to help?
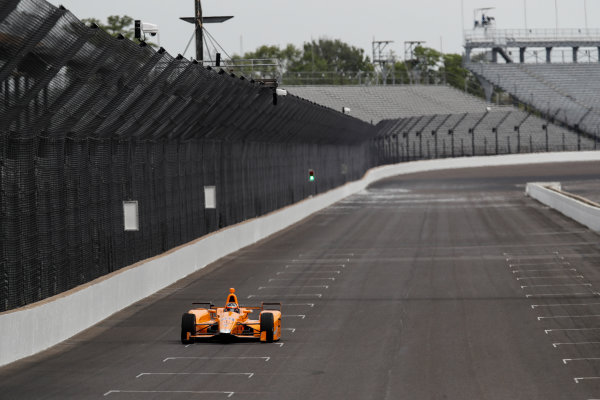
[286,85,499,124]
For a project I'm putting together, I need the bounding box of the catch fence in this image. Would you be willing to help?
[0,0,376,311]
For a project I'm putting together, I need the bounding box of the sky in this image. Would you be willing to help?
[48,0,600,61]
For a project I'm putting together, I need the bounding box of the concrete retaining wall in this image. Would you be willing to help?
[526,181,600,233]
[2,151,600,367]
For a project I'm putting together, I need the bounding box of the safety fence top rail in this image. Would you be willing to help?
[0,0,376,145]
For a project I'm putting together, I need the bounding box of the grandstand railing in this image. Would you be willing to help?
[465,28,600,46]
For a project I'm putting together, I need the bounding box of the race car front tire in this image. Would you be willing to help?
[181,313,195,344]
[260,312,274,343]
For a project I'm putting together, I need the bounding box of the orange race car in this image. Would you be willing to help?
[180,288,282,343]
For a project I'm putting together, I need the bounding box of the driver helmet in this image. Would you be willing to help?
[225,302,239,313]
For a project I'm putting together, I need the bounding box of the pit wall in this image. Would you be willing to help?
[2,151,600,367]
[526,181,600,232]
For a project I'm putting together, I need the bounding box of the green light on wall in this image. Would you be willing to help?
[308,169,315,182]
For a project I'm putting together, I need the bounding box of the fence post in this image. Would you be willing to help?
[529,135,533,153]
[494,128,498,154]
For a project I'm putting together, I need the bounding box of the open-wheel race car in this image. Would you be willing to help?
[181,288,282,343]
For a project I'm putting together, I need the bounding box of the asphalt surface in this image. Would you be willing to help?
[2,161,600,400]
[562,179,600,204]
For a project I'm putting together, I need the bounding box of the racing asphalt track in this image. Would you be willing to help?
[2,161,600,400]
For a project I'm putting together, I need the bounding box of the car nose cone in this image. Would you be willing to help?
[220,314,235,334]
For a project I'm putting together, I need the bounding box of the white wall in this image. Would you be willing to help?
[2,151,600,367]
[526,182,600,232]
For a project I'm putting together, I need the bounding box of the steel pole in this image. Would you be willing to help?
[195,0,203,61]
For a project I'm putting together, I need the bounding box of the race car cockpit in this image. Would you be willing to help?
[225,302,240,313]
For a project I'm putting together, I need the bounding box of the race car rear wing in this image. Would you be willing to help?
[192,302,215,309]
[261,302,282,311]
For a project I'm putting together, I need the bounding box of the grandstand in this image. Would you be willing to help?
[287,83,589,161]
[287,85,496,124]
[466,62,600,137]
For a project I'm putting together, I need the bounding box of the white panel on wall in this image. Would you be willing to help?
[204,186,216,209]
[123,201,139,231]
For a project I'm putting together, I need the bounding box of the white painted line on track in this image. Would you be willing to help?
[248,294,322,299]
[527,293,599,298]
[509,262,570,267]
[513,268,576,273]
[564,358,600,364]
[104,390,234,397]
[276,342,285,347]
[517,275,583,280]
[283,315,306,319]
[298,253,354,257]
[553,342,600,348]
[532,302,600,309]
[136,372,254,379]
[258,286,328,290]
[574,377,600,383]
[269,278,335,282]
[285,264,345,268]
[277,271,341,275]
[283,328,296,333]
[163,357,270,362]
[283,303,315,307]
[521,283,591,288]
[538,315,600,320]
[291,259,350,263]
[545,328,600,334]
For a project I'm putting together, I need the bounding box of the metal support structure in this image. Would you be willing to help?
[0,6,66,84]
[372,40,394,85]
[469,112,490,155]
[491,111,511,155]
[194,0,203,62]
[404,41,425,84]
[180,0,233,62]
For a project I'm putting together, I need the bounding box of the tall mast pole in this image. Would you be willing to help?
[195,0,203,61]
[181,2,232,62]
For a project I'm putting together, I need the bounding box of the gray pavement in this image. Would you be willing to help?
[562,179,600,204]
[1,161,600,399]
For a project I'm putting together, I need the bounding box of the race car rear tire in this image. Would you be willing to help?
[260,313,274,343]
[181,313,195,344]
